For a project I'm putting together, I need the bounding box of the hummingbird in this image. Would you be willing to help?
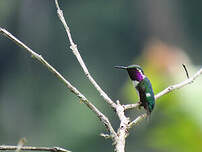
[115,65,155,116]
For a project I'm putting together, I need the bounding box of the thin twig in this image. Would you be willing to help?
[128,113,147,129]
[54,0,116,109]
[182,64,189,78]
[0,145,71,152]
[122,103,140,110]
[0,27,116,138]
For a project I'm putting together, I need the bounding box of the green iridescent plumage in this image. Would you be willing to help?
[136,77,155,115]
[115,65,155,115]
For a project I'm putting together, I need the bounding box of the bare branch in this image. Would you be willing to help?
[54,0,116,109]
[122,103,140,110]
[0,28,85,102]
[128,113,147,129]
[114,100,130,152]
[0,145,71,152]
[0,27,116,138]
[155,68,202,99]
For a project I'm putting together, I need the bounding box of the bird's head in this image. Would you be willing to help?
[114,65,145,81]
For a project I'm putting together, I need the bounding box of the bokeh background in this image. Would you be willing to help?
[0,0,202,152]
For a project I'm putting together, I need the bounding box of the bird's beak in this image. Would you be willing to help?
[114,66,127,70]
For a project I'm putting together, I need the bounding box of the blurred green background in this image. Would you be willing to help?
[0,0,202,152]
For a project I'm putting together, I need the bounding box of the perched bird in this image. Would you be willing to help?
[115,65,155,115]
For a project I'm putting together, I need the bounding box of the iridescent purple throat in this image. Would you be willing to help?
[135,70,144,81]
[127,69,144,81]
